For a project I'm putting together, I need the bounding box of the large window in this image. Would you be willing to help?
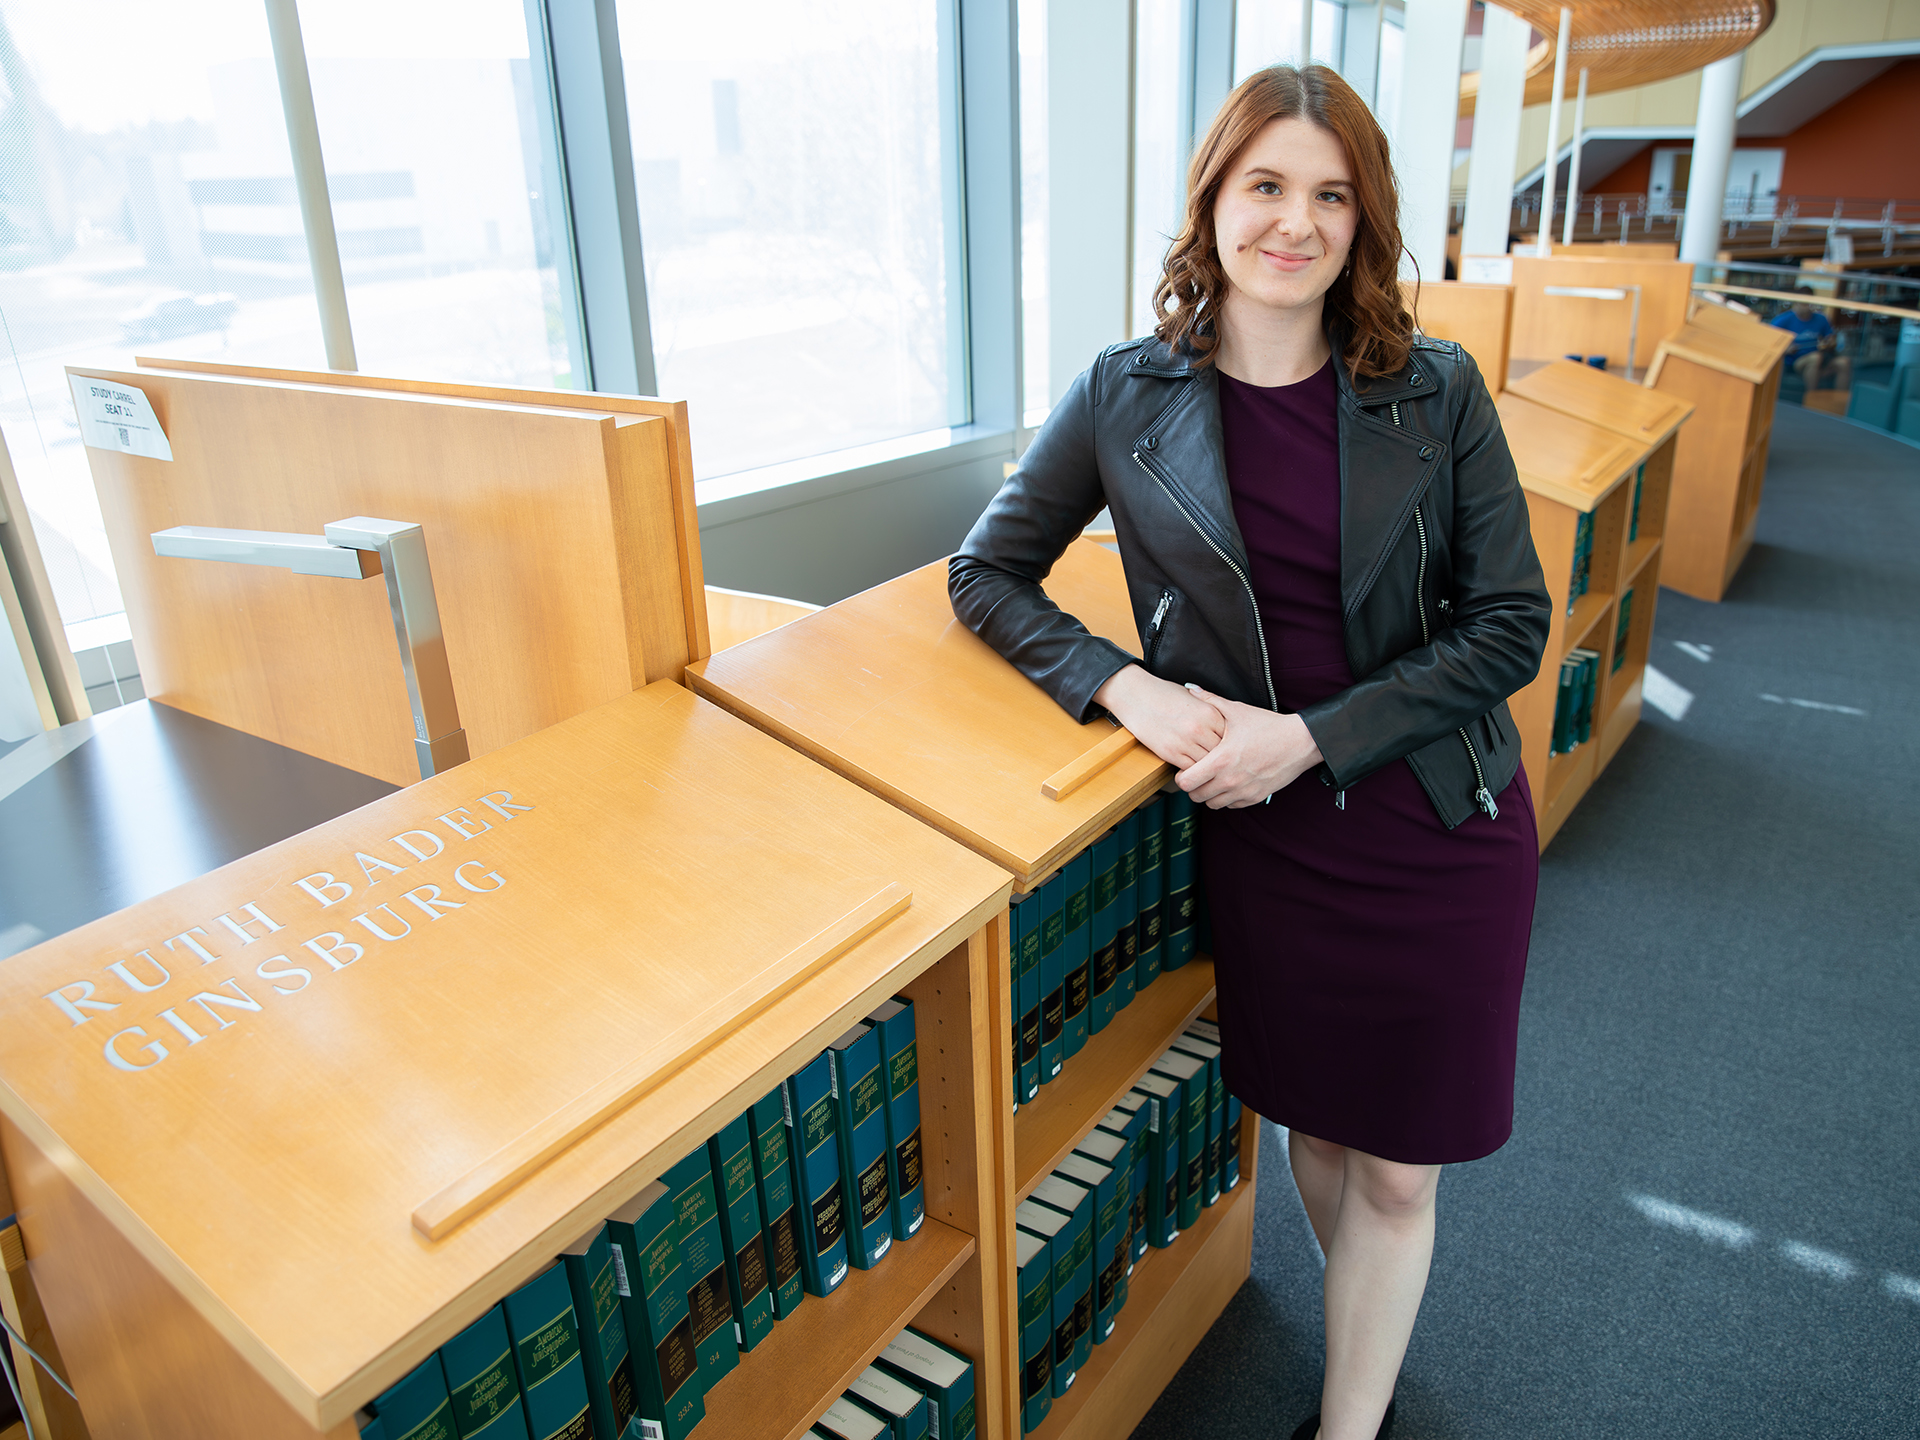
[615,0,963,481]
[300,0,578,389]
[0,0,322,636]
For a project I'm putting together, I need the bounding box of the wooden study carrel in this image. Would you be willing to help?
[0,682,1013,1439]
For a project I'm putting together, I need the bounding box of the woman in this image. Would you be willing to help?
[950,66,1549,1440]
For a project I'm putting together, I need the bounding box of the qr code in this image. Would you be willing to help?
[117,426,129,445]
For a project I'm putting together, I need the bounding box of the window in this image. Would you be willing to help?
[1019,0,1049,425]
[299,0,580,389]
[0,0,321,636]
[1131,0,1186,339]
[615,0,964,480]
[1233,0,1347,86]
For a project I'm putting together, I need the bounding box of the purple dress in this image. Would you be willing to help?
[1202,361,1539,1165]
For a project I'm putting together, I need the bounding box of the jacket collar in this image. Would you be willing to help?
[1125,325,1435,405]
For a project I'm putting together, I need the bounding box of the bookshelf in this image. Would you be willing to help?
[689,538,1258,1440]
[1505,360,1694,774]
[1644,309,1793,601]
[0,682,1013,1440]
[1493,392,1670,848]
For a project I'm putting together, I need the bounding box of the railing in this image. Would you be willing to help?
[1449,191,1920,255]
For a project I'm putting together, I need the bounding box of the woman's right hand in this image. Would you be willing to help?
[1093,664,1227,769]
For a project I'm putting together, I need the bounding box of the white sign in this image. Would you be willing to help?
[68,375,173,461]
[1459,254,1514,287]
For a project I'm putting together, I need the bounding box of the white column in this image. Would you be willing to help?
[1300,0,1314,66]
[1561,66,1589,244]
[1534,7,1570,257]
[1048,0,1132,404]
[1394,0,1472,283]
[1462,3,1530,260]
[263,0,356,371]
[1680,52,1745,271]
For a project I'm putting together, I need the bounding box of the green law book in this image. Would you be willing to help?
[1130,1074,1184,1246]
[876,1330,975,1440]
[1162,790,1198,970]
[847,1364,932,1440]
[1133,796,1165,989]
[502,1262,593,1440]
[1552,658,1576,755]
[1027,1175,1093,1377]
[1054,1155,1121,1342]
[1150,1050,1209,1231]
[1571,648,1600,744]
[1036,872,1067,1083]
[1013,1200,1077,1399]
[663,1147,738,1387]
[373,1353,456,1440]
[1614,589,1633,673]
[1014,892,1042,1103]
[1014,1229,1054,1433]
[439,1305,530,1440]
[1182,1019,1243,1192]
[1008,898,1021,1113]
[560,1223,642,1440]
[868,997,927,1243]
[708,1114,776,1351]
[1629,462,1645,541]
[1093,1102,1149,1265]
[605,1183,704,1440]
[1115,811,1140,1013]
[1060,850,1093,1059]
[828,1021,895,1269]
[358,1411,387,1440]
[816,1396,890,1440]
[1087,830,1122,1036]
[1072,1126,1135,1296]
[1167,1033,1224,1206]
[745,1087,806,1319]
[784,1051,852,1296]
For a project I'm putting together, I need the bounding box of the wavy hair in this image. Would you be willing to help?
[1151,64,1414,382]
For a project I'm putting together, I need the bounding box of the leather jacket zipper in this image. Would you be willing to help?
[1403,414,1500,822]
[1144,589,1175,666]
[1132,448,1279,711]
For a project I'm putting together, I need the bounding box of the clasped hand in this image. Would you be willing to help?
[1091,665,1323,809]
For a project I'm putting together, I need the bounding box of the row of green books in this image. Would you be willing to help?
[356,999,929,1440]
[1550,648,1602,757]
[1567,509,1596,616]
[807,1329,976,1440]
[1013,1020,1243,1433]
[1612,590,1633,674]
[1010,788,1201,1108]
[1627,462,1647,544]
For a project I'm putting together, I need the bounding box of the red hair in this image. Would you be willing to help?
[1152,64,1414,381]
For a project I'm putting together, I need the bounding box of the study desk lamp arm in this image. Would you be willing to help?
[149,517,468,781]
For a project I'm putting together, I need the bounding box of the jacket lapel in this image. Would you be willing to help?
[1132,347,1251,568]
[1334,356,1445,617]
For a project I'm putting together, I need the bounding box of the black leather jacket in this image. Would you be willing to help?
[949,330,1551,830]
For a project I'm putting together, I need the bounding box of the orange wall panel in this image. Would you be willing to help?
[1775,57,1920,198]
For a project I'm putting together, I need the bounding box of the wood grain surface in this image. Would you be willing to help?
[1405,279,1513,393]
[687,540,1171,888]
[69,363,698,785]
[1494,393,1645,512]
[0,681,1010,1430]
[1505,358,1694,448]
[1508,255,1693,373]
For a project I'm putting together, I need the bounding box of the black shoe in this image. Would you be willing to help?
[1289,1399,1396,1440]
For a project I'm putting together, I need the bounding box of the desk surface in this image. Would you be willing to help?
[0,701,396,954]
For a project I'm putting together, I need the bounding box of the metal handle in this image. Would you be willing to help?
[151,518,467,780]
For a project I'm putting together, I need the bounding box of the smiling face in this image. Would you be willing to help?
[1212,116,1359,320]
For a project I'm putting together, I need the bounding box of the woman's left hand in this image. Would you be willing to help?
[1175,684,1325,808]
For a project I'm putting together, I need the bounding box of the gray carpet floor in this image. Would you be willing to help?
[1129,404,1920,1439]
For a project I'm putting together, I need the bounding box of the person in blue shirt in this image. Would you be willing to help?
[1771,286,1850,393]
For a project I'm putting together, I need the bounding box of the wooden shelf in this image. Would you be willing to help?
[1622,534,1661,587]
[700,1220,977,1440]
[1015,961,1216,1200]
[1025,1126,1258,1440]
[1564,590,1615,656]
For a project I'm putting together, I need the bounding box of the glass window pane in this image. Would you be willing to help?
[0,0,321,635]
[1020,0,1049,426]
[299,0,579,389]
[1131,0,1186,340]
[615,0,962,480]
